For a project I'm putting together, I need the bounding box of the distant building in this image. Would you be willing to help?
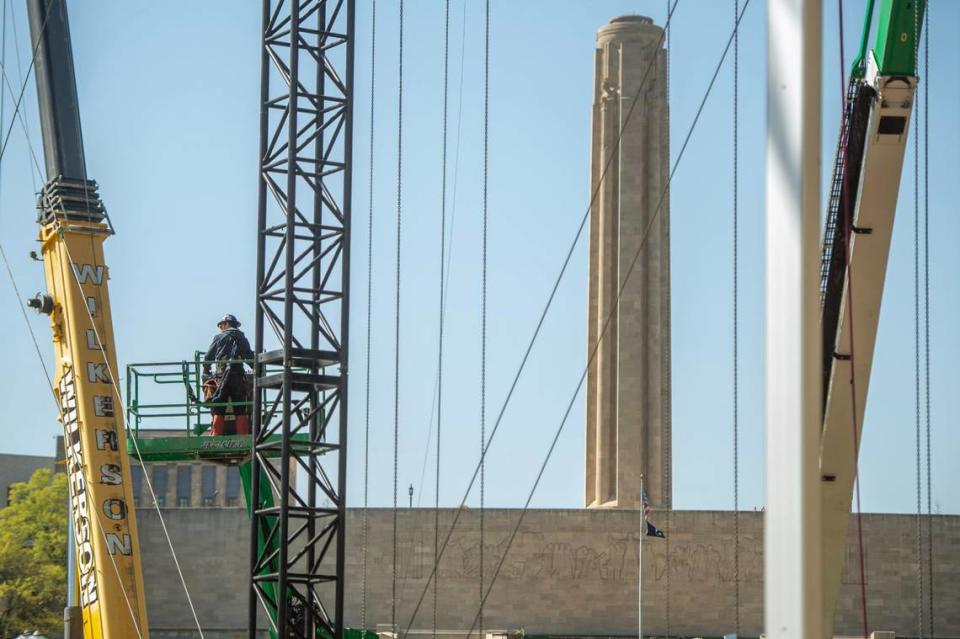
[0,453,54,507]
[130,459,246,509]
[129,430,246,509]
[136,508,960,638]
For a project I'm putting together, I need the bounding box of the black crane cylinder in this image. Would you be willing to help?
[27,0,87,182]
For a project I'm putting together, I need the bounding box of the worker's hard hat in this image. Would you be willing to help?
[218,314,240,327]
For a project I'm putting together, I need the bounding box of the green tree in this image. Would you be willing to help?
[0,467,67,637]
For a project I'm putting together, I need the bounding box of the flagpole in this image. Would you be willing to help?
[639,475,644,639]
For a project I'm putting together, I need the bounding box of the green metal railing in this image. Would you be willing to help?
[125,355,359,638]
[123,354,324,464]
[125,352,253,438]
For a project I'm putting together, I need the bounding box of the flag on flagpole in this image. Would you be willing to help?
[641,483,666,539]
[645,520,666,538]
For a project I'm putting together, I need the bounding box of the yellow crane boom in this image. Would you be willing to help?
[26,0,149,635]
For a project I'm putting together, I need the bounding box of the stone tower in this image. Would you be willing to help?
[585,16,671,509]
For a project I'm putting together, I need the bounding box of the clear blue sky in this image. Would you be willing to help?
[0,1,956,514]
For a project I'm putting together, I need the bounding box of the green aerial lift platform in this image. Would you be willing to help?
[124,356,369,639]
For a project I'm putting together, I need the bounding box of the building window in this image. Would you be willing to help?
[201,466,217,506]
[177,466,192,507]
[152,466,167,507]
[226,467,241,507]
[131,465,143,507]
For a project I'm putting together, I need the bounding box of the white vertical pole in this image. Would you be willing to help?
[765,0,823,637]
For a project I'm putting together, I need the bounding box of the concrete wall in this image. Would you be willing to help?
[136,507,960,637]
[137,508,261,635]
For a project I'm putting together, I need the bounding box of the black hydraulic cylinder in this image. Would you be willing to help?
[27,0,87,182]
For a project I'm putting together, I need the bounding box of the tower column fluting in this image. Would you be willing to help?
[585,15,671,509]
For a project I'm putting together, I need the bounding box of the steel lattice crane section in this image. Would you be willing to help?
[249,1,355,637]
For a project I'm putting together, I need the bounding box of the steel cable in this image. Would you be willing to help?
[834,2,869,633]
[912,2,924,635]
[665,507,671,638]
[0,0,51,173]
[0,11,55,400]
[0,3,185,635]
[434,2,450,638]
[478,1,489,636]
[414,0,469,511]
[50,1,212,625]
[399,3,682,633]
[922,7,934,636]
[0,11,148,638]
[458,5,753,637]
[361,0,376,632]
[0,30,42,178]
[54,18,206,630]
[0,242,146,639]
[6,0,40,190]
[57,235,206,638]
[398,2,469,623]
[732,0,740,634]
[392,0,404,632]
[663,3,672,636]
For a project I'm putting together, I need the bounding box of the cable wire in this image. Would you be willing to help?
[0,11,146,634]
[400,4,681,631]
[0,36,42,179]
[405,5,766,636]
[663,4,672,636]
[0,3,163,635]
[732,0,741,634]
[833,3,869,633]
[0,241,145,639]
[56,234,206,637]
[434,1,450,638]
[392,0,404,632]
[46,11,205,624]
[664,507,671,638]
[39,9,203,627]
[922,7,934,636]
[51,246,147,637]
[415,0,469,510]
[0,0,45,381]
[0,0,50,172]
[912,2,924,636]
[361,0,376,632]
[398,2,470,620]
[6,0,40,190]
[459,5,751,634]
[478,1,489,637]
[837,0,846,107]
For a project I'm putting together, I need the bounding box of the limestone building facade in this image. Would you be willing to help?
[586,16,671,509]
[128,430,247,509]
[130,461,246,509]
[0,453,54,507]
[137,508,960,638]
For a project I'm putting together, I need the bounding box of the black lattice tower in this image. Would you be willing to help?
[249,1,354,637]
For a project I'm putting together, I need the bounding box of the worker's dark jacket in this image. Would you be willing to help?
[203,328,254,374]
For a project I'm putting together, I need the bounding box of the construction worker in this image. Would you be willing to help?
[203,314,255,435]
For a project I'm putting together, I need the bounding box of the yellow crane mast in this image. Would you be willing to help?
[26,0,149,635]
